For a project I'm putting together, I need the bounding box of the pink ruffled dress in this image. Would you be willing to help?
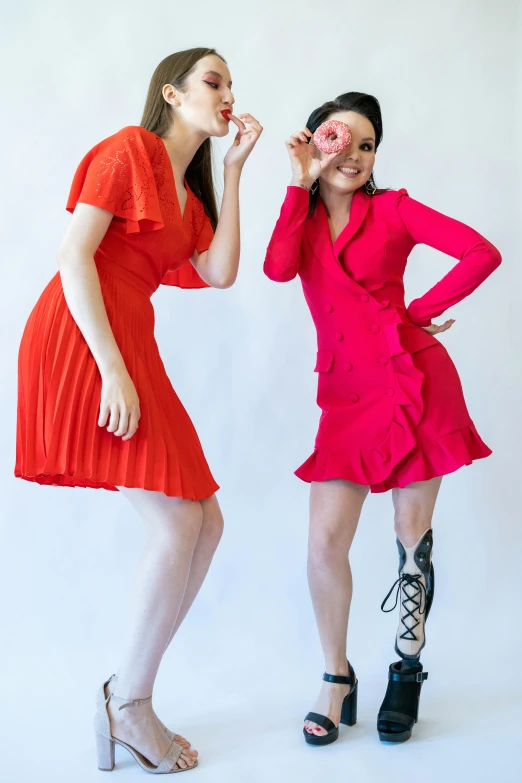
[264,186,501,492]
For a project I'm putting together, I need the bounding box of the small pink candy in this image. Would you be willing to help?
[313,120,352,154]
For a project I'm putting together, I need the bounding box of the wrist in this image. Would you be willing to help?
[290,178,315,191]
[99,356,127,381]
[224,164,243,178]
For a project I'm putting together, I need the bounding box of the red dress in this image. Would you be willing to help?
[264,186,501,492]
[15,126,219,500]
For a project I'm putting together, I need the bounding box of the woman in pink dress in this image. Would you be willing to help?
[264,92,501,746]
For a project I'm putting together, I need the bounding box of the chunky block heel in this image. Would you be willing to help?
[340,680,358,726]
[95,731,115,771]
[377,661,428,743]
[304,661,357,746]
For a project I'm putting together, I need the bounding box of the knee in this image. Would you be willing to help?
[308,526,348,570]
[200,506,224,550]
[394,506,430,546]
[151,500,204,548]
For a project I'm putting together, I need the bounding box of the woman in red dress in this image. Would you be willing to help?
[264,92,501,746]
[16,48,262,773]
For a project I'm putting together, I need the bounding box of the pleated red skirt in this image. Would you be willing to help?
[15,269,219,500]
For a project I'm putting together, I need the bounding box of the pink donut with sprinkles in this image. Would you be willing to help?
[313,120,352,154]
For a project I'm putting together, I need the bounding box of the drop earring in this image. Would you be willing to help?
[365,174,377,195]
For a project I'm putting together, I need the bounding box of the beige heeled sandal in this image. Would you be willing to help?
[94,678,198,774]
[107,674,189,747]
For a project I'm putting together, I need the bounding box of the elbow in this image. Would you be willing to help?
[469,240,502,275]
[482,244,502,276]
[57,247,70,270]
[57,241,94,273]
[480,239,502,271]
[56,246,77,272]
[263,259,296,283]
[56,240,68,268]
[490,246,502,270]
[212,272,237,289]
[263,261,279,282]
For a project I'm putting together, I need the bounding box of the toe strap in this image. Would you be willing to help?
[377,709,414,728]
[155,739,183,773]
[305,712,336,734]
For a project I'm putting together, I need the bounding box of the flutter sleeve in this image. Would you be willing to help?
[66,126,164,234]
[395,188,502,327]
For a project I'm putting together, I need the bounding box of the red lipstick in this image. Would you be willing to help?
[221,109,232,122]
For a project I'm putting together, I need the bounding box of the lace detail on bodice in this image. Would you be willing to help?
[148,135,179,220]
[190,196,206,239]
[151,135,209,238]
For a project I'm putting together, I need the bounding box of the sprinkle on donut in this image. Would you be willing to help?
[313,120,352,154]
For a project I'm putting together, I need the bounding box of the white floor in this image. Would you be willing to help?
[3,661,520,783]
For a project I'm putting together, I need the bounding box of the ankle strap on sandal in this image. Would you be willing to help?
[389,669,428,683]
[323,672,353,684]
[323,661,355,685]
[107,691,153,711]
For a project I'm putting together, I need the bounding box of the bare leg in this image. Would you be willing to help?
[104,487,204,770]
[144,495,223,743]
[304,479,370,738]
[163,494,224,649]
[392,477,442,546]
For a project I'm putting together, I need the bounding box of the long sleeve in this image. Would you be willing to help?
[396,190,502,327]
[263,186,310,282]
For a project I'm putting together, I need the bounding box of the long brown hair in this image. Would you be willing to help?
[141,48,226,230]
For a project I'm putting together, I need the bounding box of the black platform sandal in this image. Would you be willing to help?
[377,660,428,743]
[303,662,358,746]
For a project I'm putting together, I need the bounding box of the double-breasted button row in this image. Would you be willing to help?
[323,297,384,404]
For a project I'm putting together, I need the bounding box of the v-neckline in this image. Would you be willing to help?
[320,193,354,245]
[155,133,191,223]
[318,188,369,252]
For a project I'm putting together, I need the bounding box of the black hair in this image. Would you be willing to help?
[306,91,388,215]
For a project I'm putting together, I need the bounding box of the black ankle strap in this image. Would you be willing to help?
[323,661,355,685]
[389,669,428,683]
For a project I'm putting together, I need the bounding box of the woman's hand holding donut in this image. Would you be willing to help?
[286,128,339,189]
[98,366,141,441]
[224,113,263,170]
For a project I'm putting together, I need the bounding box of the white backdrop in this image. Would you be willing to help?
[1,1,520,781]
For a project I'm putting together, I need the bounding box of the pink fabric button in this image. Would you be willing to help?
[371,324,381,333]
[325,303,333,313]
[379,356,390,365]
[349,393,360,403]
[343,363,352,372]
[387,388,395,397]
[360,294,369,302]
[334,332,344,341]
